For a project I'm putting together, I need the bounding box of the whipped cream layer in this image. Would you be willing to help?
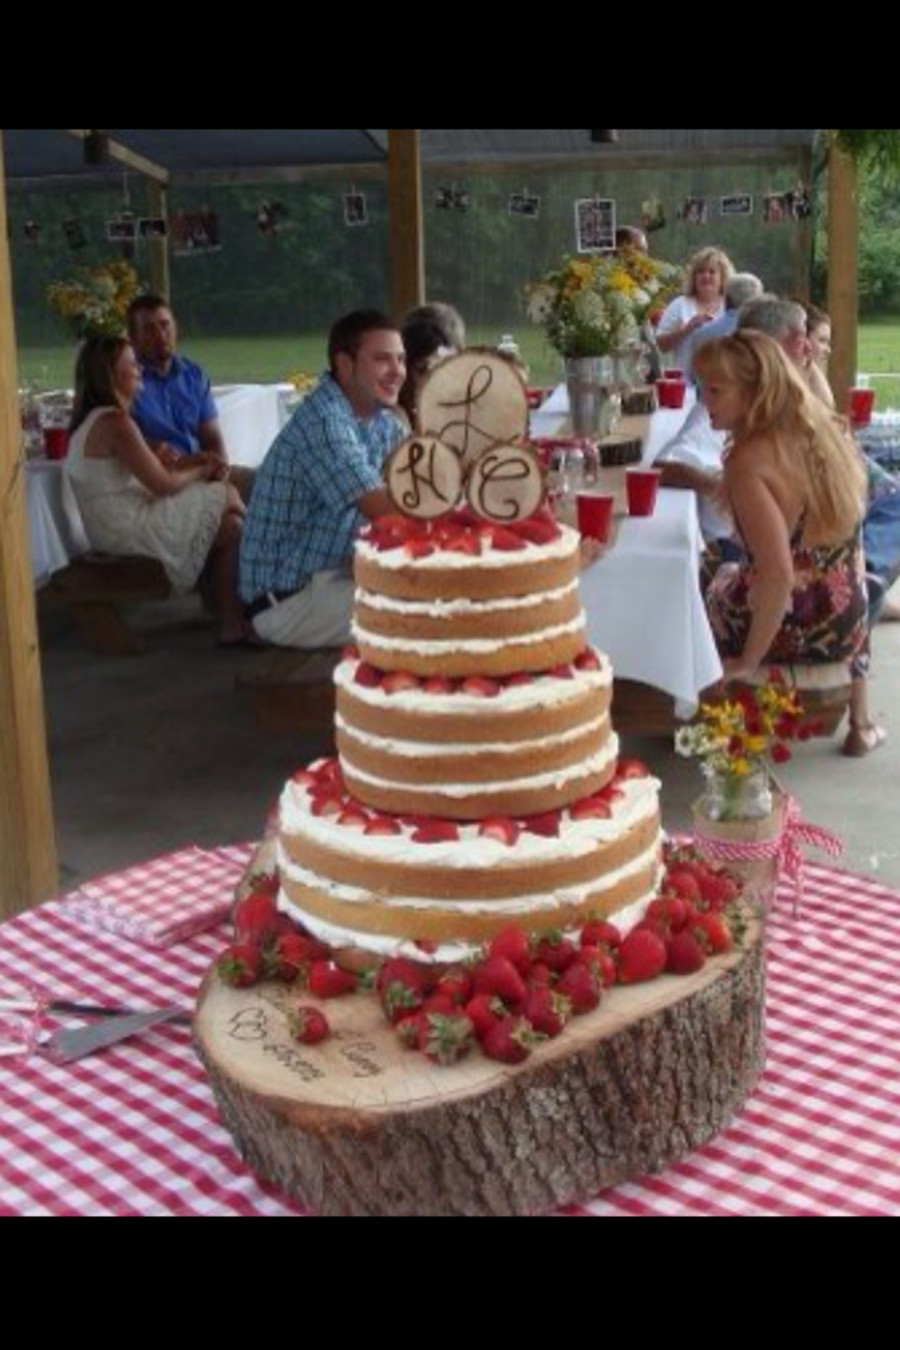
[352,615,585,657]
[335,710,607,760]
[334,655,612,714]
[356,524,580,571]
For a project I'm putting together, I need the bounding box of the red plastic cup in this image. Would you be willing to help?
[657,378,686,409]
[626,467,661,516]
[662,367,683,380]
[576,492,615,542]
[848,387,876,426]
[43,426,70,459]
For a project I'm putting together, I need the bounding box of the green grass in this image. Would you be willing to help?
[15,321,900,406]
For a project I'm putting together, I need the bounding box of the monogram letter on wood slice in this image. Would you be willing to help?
[385,437,463,519]
[465,443,544,523]
[417,350,529,465]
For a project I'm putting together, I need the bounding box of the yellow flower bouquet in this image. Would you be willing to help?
[46,260,139,340]
[526,253,681,357]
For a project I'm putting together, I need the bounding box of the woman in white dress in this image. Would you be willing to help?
[66,335,251,645]
[655,247,733,376]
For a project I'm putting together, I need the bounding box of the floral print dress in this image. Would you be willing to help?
[705,513,870,677]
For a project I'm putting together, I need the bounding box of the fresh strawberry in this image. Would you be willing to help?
[291,768,318,789]
[693,911,732,954]
[487,526,528,551]
[576,944,616,988]
[341,642,360,661]
[663,869,702,903]
[512,517,559,546]
[288,1006,330,1045]
[310,792,344,818]
[481,1015,542,1064]
[570,795,612,821]
[308,961,358,998]
[411,820,460,843]
[217,943,261,988]
[377,957,432,1021]
[526,961,554,988]
[695,870,739,909]
[382,670,421,695]
[421,992,458,1018]
[580,919,621,950]
[266,931,315,982]
[233,889,279,945]
[666,930,707,975]
[336,806,370,829]
[464,992,507,1040]
[418,1011,475,1065]
[523,987,572,1037]
[534,934,578,973]
[442,530,481,556]
[521,810,560,837]
[423,675,456,694]
[395,1010,427,1049]
[405,537,436,558]
[478,816,520,846]
[556,961,601,1013]
[353,662,383,688]
[503,671,534,686]
[459,676,501,698]
[615,757,650,780]
[487,926,532,975]
[617,928,667,984]
[573,648,602,671]
[547,663,574,679]
[472,955,528,1008]
[363,814,402,836]
[647,896,690,932]
[435,968,473,1007]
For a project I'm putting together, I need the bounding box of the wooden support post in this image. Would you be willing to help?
[388,129,424,319]
[0,137,58,916]
[145,179,170,300]
[827,140,858,412]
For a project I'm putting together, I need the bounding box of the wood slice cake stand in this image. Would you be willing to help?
[195,906,764,1216]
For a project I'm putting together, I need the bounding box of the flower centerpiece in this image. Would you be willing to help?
[46,260,139,340]
[676,675,806,823]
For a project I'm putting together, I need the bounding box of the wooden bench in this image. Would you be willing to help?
[44,553,172,655]
[235,647,340,735]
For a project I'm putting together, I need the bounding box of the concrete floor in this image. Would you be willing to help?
[38,587,900,896]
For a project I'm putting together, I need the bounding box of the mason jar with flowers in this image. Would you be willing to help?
[46,260,139,341]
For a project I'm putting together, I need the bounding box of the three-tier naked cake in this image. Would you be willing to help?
[275,351,662,961]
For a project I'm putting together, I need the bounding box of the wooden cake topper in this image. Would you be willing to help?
[384,436,464,519]
[464,443,544,523]
[417,349,529,466]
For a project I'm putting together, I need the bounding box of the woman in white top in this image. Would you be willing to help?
[655,247,734,375]
[65,335,252,645]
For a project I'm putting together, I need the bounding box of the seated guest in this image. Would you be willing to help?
[127,293,254,502]
[240,309,407,648]
[398,314,458,428]
[65,336,250,646]
[694,331,881,756]
[402,300,466,351]
[683,271,764,375]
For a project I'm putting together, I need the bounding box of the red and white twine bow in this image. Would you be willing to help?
[694,794,843,915]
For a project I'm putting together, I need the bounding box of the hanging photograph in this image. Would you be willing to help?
[789,185,812,220]
[434,186,470,212]
[763,192,791,224]
[169,210,221,255]
[680,196,708,225]
[343,192,368,227]
[641,196,666,233]
[256,199,287,235]
[106,213,136,243]
[138,217,168,239]
[62,217,87,249]
[720,194,753,217]
[508,192,541,218]
[575,197,616,253]
[23,218,41,242]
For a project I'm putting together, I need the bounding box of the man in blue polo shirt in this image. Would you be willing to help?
[240,309,406,647]
[127,293,253,500]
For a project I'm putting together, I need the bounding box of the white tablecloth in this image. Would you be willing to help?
[26,460,90,588]
[212,384,287,469]
[531,384,722,707]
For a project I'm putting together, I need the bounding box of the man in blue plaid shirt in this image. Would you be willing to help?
[240,310,406,646]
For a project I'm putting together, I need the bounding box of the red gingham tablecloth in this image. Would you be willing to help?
[1,847,899,1216]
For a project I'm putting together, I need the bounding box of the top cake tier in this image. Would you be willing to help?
[353,513,585,678]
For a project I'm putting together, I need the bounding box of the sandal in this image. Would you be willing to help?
[841,721,888,757]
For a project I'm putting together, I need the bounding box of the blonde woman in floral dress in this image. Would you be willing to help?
[66,335,252,646]
[694,331,880,756]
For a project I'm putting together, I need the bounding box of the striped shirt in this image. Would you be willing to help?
[239,373,404,601]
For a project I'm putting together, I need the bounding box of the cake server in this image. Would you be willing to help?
[41,1006,188,1064]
